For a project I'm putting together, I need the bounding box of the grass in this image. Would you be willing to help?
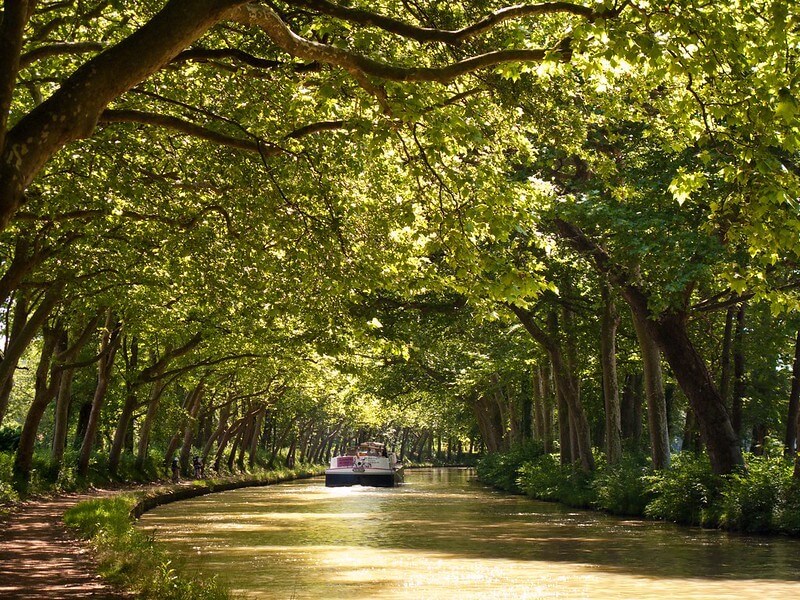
[63,464,323,599]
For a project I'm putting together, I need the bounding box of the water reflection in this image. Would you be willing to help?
[138,468,800,598]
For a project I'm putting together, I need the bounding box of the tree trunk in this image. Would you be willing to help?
[731,303,746,439]
[400,428,409,461]
[267,418,293,468]
[521,374,533,441]
[556,368,572,464]
[682,406,702,452]
[541,364,554,453]
[719,305,735,407]
[51,312,100,472]
[794,409,800,479]
[491,374,510,451]
[50,363,76,467]
[135,378,169,469]
[179,383,205,471]
[213,420,238,472]
[237,410,256,470]
[117,332,202,472]
[553,218,744,474]
[600,283,622,464]
[621,373,638,444]
[786,329,800,455]
[0,292,28,425]
[164,387,197,468]
[247,408,264,468]
[109,335,139,474]
[13,324,62,485]
[559,300,593,471]
[650,311,743,474]
[77,313,122,477]
[0,285,64,424]
[285,436,297,468]
[509,305,594,472]
[532,367,545,443]
[630,308,671,470]
[202,403,231,462]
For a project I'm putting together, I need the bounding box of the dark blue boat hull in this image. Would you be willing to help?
[325,471,400,487]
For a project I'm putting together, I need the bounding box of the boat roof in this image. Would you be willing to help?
[357,441,384,449]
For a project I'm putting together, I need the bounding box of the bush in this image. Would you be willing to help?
[0,427,20,451]
[593,453,652,515]
[517,453,596,507]
[644,453,723,527]
[777,478,800,535]
[0,452,19,505]
[721,453,793,533]
[476,440,545,493]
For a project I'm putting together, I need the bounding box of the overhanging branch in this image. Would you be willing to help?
[20,42,105,68]
[99,109,272,153]
[98,109,347,155]
[292,0,596,45]
[230,5,569,84]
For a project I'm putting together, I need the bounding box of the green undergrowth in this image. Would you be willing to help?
[0,447,167,504]
[0,444,319,505]
[477,443,800,535]
[64,465,322,599]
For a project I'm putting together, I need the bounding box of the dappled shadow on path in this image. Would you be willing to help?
[0,492,129,599]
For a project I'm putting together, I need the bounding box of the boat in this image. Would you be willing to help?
[325,441,404,487]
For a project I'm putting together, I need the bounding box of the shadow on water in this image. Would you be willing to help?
[139,468,800,598]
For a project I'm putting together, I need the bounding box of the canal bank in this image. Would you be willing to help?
[59,465,323,599]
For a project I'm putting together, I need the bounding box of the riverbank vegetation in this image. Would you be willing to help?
[1,0,799,539]
[62,465,320,599]
[65,494,231,600]
[478,442,800,535]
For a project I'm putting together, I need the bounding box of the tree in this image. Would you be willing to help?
[1,0,608,231]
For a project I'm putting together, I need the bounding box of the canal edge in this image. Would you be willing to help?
[129,468,325,520]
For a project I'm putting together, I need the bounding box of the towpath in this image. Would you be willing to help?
[0,488,129,599]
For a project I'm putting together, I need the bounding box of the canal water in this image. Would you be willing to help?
[137,468,800,598]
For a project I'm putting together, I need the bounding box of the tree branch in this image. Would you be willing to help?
[1,0,251,230]
[98,109,273,153]
[230,4,567,84]
[99,108,348,157]
[292,0,596,45]
[19,42,104,69]
[0,0,31,153]
[285,120,345,138]
[138,332,204,384]
[171,46,282,69]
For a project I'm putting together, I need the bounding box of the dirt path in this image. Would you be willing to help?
[0,489,130,599]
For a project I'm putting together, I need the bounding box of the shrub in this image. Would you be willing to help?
[517,454,596,507]
[721,453,792,533]
[0,452,19,505]
[476,440,545,493]
[0,427,20,451]
[777,478,800,535]
[593,453,652,515]
[644,453,722,527]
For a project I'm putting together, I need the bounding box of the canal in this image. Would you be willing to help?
[138,468,800,598]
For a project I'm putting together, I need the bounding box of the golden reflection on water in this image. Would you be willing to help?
[138,469,800,599]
